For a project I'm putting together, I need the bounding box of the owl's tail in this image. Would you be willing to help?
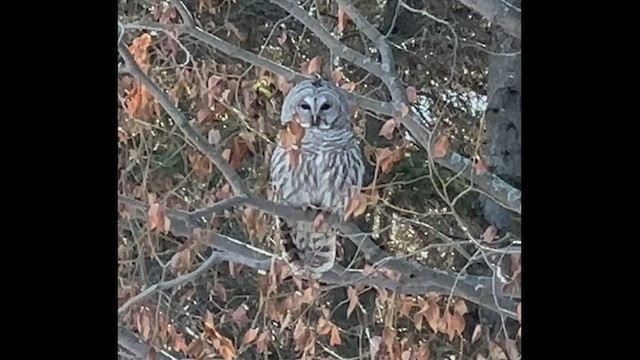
[279,219,337,278]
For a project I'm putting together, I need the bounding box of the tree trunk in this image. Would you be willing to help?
[480,31,521,234]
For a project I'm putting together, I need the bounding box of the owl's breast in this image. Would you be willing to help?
[270,143,364,215]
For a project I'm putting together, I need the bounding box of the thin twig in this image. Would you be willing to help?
[118,251,221,316]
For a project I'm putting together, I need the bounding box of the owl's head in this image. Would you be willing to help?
[281,78,351,131]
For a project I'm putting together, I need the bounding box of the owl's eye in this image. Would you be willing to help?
[320,103,332,110]
[300,103,311,110]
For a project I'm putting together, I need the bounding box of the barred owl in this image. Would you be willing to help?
[270,78,365,278]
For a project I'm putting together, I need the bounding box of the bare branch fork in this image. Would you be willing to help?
[120,5,521,213]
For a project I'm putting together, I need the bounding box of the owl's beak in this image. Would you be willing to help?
[311,113,320,127]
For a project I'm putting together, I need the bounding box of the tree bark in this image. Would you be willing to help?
[480,31,521,233]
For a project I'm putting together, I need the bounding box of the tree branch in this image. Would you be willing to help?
[270,0,387,79]
[169,0,195,28]
[335,0,407,104]
[454,0,520,39]
[117,41,251,197]
[118,250,222,315]
[118,325,176,360]
[119,195,518,318]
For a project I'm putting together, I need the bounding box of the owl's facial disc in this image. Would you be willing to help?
[296,95,337,130]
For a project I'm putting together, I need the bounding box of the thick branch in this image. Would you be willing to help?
[118,41,251,197]
[119,195,518,318]
[455,0,520,39]
[336,0,407,105]
[118,326,176,360]
[169,0,195,28]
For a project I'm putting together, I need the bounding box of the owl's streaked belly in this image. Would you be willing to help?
[270,144,363,216]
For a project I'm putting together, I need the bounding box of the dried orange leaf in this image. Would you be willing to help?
[163,215,171,233]
[317,318,332,335]
[276,75,294,95]
[433,135,450,158]
[475,156,488,174]
[413,312,424,331]
[213,283,228,301]
[208,129,221,145]
[400,103,410,117]
[307,56,322,75]
[489,342,508,360]
[346,286,359,319]
[454,299,468,315]
[344,192,368,220]
[277,32,287,46]
[483,225,498,243]
[288,116,303,132]
[330,325,342,346]
[222,148,232,162]
[337,6,350,33]
[417,343,431,360]
[399,300,413,318]
[278,128,294,149]
[288,150,301,169]
[331,69,344,84]
[145,347,157,360]
[447,311,466,340]
[376,147,405,174]
[401,350,411,360]
[340,82,356,92]
[147,202,170,233]
[293,319,307,341]
[406,86,418,103]
[280,312,293,331]
[215,337,236,360]
[378,119,396,140]
[147,203,161,231]
[424,301,440,332]
[256,332,271,354]
[216,183,232,200]
[471,324,482,343]
[242,328,259,345]
[141,312,151,339]
[231,305,251,325]
[516,302,521,322]
[503,339,519,360]
[312,213,325,231]
[197,108,212,123]
[382,326,396,349]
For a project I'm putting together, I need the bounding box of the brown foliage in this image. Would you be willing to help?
[118,1,521,359]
